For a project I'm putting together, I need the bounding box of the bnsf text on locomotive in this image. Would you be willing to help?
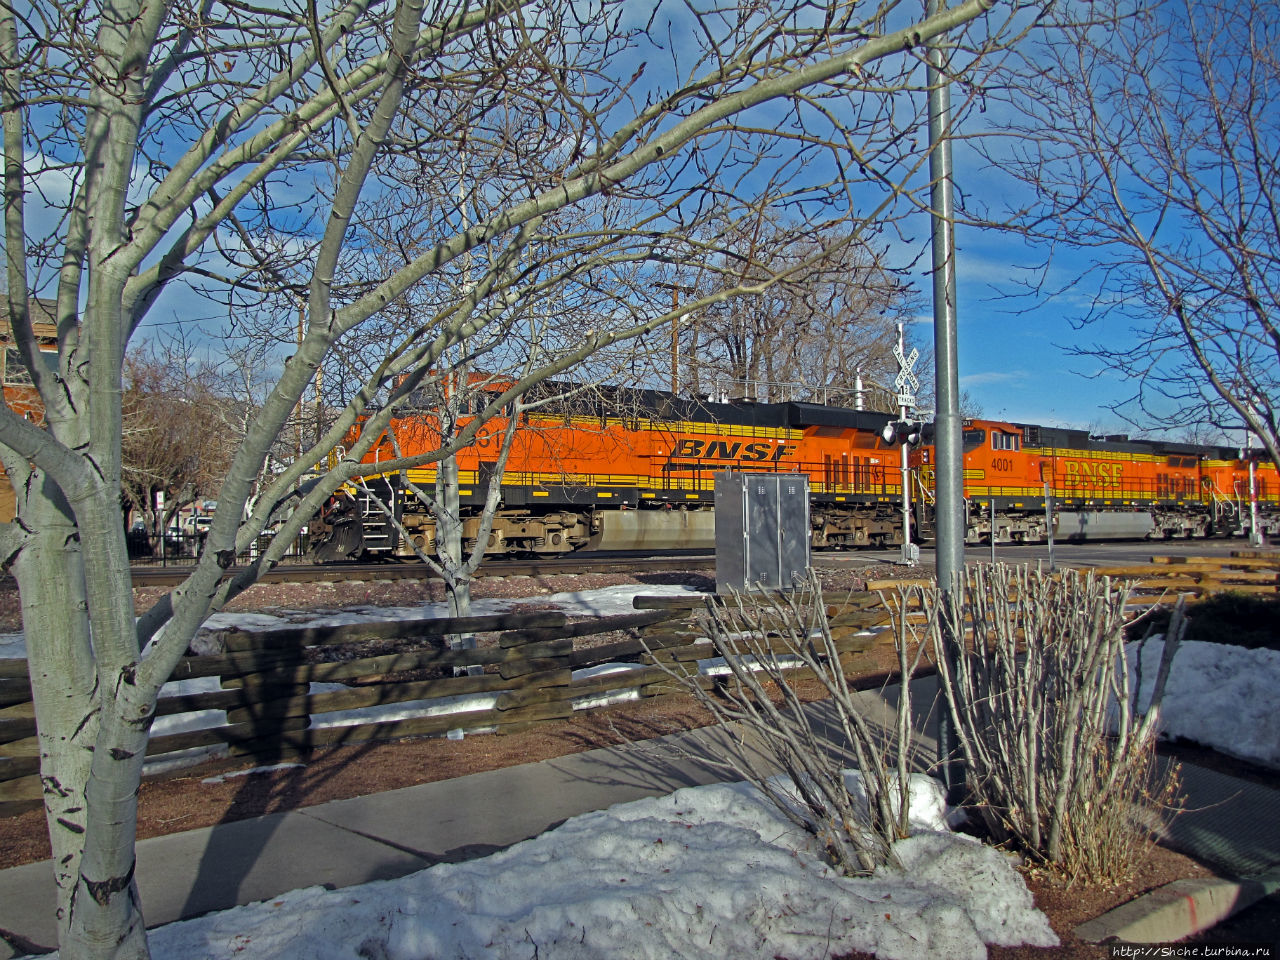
[669,439,798,461]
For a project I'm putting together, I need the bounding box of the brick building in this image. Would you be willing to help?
[0,298,59,520]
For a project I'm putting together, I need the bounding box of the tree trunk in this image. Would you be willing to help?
[437,451,473,619]
[14,476,150,959]
[15,476,96,933]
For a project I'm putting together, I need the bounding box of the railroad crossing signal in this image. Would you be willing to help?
[893,343,919,407]
[880,419,931,450]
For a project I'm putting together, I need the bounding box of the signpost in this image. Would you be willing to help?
[891,324,920,566]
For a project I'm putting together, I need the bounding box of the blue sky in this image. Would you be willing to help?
[18,1,1166,436]
[925,229,1138,433]
[895,99,1145,434]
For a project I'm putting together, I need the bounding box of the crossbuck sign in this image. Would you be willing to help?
[893,343,919,408]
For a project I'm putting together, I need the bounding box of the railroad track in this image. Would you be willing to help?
[129,552,716,588]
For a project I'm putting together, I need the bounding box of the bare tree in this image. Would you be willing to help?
[931,564,1180,882]
[685,214,919,406]
[655,572,933,876]
[0,1,1049,956]
[330,188,645,613]
[121,346,237,534]
[974,0,1280,460]
[356,368,531,620]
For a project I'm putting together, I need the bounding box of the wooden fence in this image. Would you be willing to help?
[1091,551,1280,605]
[0,594,892,814]
[865,551,1280,607]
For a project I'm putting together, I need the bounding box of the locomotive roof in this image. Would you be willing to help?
[781,401,895,431]
[671,396,894,431]
[524,381,894,431]
[1013,421,1239,461]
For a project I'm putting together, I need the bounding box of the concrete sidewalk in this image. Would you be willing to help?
[0,722,765,957]
[0,677,1276,957]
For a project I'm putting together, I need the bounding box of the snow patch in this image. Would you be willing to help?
[1125,637,1280,769]
[0,632,26,660]
[308,693,500,730]
[118,775,1054,960]
[153,676,227,737]
[202,763,304,785]
[571,662,650,681]
[697,653,805,676]
[571,688,641,711]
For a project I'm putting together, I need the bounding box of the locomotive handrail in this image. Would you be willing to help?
[912,471,935,504]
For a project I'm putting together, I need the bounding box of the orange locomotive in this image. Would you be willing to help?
[315,388,913,559]
[956,418,1279,544]
[310,389,1279,560]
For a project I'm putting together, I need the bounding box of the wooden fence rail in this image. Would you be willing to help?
[863,551,1280,607]
[26,552,1250,814]
[1092,552,1280,604]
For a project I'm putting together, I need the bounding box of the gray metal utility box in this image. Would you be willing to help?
[714,471,811,594]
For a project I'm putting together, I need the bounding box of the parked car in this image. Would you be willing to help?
[184,515,213,535]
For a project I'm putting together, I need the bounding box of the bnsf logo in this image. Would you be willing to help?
[1063,460,1124,484]
[670,438,798,462]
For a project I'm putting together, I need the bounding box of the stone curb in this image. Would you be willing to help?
[1075,876,1271,944]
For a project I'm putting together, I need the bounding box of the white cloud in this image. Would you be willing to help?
[960,370,1027,388]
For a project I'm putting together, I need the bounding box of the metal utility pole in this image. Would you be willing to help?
[655,281,694,395]
[989,499,996,565]
[671,285,680,394]
[1250,459,1262,546]
[927,0,964,803]
[1244,421,1262,546]
[1043,479,1056,571]
[893,323,921,566]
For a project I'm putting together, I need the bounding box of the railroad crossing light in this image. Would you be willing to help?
[882,419,925,446]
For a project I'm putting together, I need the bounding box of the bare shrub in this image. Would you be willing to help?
[931,563,1180,883]
[654,570,931,876]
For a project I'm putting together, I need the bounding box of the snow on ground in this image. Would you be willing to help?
[199,583,705,635]
[201,763,304,785]
[519,583,703,618]
[0,632,23,660]
[698,652,805,676]
[9,589,1280,957]
[55,775,1055,960]
[152,676,228,737]
[570,661,653,681]
[308,692,501,730]
[1127,637,1280,769]
[0,585,707,660]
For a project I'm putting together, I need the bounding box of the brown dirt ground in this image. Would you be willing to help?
[0,566,1268,958]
